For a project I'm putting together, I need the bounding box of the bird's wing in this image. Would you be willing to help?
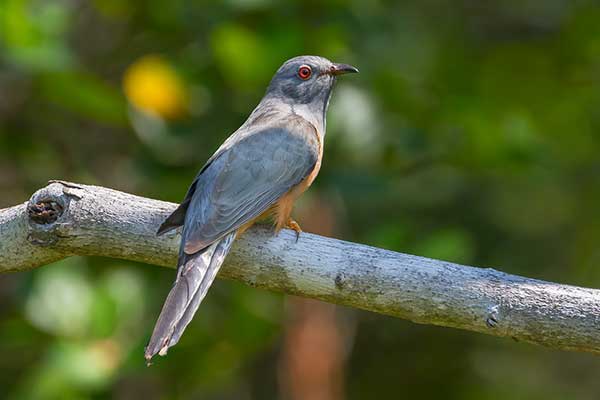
[181,119,320,254]
[156,153,223,236]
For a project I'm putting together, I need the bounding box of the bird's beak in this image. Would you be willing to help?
[330,63,359,76]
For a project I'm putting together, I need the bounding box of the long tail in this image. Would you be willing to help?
[145,231,236,361]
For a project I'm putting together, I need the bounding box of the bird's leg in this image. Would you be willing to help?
[285,218,302,242]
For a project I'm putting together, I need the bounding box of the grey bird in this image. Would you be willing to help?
[145,55,358,361]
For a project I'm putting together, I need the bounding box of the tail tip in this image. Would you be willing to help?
[144,350,154,366]
[144,340,171,365]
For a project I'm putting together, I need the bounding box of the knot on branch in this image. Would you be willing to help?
[26,181,82,246]
[28,200,63,224]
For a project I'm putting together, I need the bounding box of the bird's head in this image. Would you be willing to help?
[265,55,358,107]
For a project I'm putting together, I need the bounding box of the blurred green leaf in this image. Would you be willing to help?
[39,71,127,124]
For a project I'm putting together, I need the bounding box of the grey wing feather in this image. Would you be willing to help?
[157,193,194,235]
[156,130,237,236]
[182,123,319,254]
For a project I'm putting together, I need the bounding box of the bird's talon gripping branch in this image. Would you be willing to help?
[285,218,302,242]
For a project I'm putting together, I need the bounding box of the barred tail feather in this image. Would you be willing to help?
[145,231,236,361]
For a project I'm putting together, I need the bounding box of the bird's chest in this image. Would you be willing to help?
[296,129,324,194]
[304,148,322,188]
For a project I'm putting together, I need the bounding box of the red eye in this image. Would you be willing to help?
[297,65,312,80]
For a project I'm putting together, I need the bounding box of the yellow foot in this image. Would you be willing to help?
[285,219,302,242]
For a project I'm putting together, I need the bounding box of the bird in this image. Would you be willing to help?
[145,55,358,361]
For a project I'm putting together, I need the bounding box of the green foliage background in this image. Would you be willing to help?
[1,0,600,398]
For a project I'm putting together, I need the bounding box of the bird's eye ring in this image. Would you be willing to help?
[297,65,312,80]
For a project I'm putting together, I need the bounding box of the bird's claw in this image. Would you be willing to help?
[286,219,302,243]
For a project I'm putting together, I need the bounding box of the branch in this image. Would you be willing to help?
[1,181,599,355]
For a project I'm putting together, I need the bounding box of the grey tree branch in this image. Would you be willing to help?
[1,181,599,355]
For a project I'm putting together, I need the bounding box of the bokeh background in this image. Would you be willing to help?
[2,0,600,399]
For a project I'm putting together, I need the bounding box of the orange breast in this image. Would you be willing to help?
[272,126,323,232]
